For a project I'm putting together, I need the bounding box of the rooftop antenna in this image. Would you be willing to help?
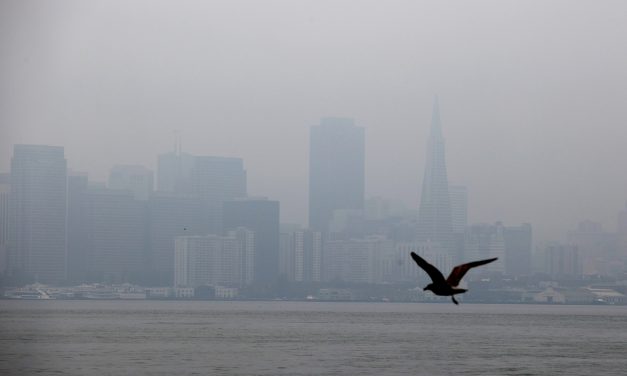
[173,130,182,156]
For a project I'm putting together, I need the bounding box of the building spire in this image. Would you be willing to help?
[416,95,454,258]
[173,130,182,156]
[430,95,443,139]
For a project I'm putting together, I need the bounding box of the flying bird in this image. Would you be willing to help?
[410,252,497,305]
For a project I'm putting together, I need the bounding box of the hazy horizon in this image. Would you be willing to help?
[2,0,627,244]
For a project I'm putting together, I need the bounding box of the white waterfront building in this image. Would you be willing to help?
[174,228,254,288]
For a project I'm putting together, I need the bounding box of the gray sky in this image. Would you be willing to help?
[2,0,626,243]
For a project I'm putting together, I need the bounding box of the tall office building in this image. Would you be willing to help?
[504,223,532,277]
[309,117,365,232]
[223,198,279,283]
[82,187,146,283]
[8,145,67,283]
[0,173,10,274]
[108,164,154,200]
[416,99,455,257]
[191,156,247,234]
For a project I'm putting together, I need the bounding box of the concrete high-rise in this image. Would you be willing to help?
[280,229,323,283]
[309,117,365,232]
[416,99,455,257]
[223,198,279,283]
[174,229,254,288]
[8,145,67,283]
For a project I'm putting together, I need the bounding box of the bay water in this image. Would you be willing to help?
[1,301,626,375]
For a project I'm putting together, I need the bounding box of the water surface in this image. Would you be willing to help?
[1,301,626,375]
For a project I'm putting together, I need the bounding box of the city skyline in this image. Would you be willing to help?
[0,105,624,290]
[2,111,626,249]
[3,1,627,244]
[4,110,626,246]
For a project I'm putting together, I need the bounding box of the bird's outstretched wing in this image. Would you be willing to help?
[446,258,498,286]
[410,252,445,283]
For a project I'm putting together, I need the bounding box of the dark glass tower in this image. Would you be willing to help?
[416,99,455,256]
[308,118,365,232]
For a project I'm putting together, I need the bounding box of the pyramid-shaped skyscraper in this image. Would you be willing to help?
[416,98,455,257]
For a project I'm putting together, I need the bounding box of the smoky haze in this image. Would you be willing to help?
[1,0,626,243]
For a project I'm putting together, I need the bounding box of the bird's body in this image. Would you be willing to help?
[410,252,497,305]
[426,284,467,297]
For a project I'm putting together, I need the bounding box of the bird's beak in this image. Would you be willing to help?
[423,287,428,291]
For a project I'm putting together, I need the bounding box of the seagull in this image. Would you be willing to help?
[410,252,497,305]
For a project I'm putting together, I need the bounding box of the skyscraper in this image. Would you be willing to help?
[8,145,67,283]
[191,156,247,234]
[82,187,146,283]
[416,99,455,257]
[84,188,147,283]
[309,117,365,232]
[223,197,279,283]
